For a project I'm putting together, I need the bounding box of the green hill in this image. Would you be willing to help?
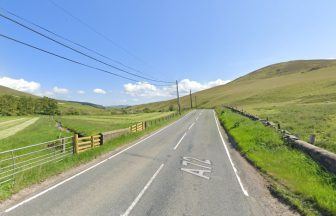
[130,59,336,153]
[0,85,38,97]
[0,85,110,115]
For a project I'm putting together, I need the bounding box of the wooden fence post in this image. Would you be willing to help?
[100,133,104,145]
[309,134,316,144]
[74,134,79,154]
[91,136,94,148]
[62,138,65,153]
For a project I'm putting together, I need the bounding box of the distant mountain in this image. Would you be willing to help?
[107,105,129,109]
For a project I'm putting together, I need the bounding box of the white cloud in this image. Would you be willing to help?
[0,76,40,93]
[93,88,106,94]
[77,90,85,94]
[53,86,69,94]
[124,82,163,97]
[123,78,230,98]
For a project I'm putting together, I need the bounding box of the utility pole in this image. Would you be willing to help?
[189,89,193,109]
[176,80,181,115]
[194,96,197,108]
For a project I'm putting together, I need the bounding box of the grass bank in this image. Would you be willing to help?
[0,111,185,201]
[217,108,336,215]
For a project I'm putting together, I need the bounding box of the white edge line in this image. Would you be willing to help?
[173,132,187,150]
[121,163,164,216]
[5,111,195,213]
[213,110,249,196]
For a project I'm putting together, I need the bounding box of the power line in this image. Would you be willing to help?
[0,12,174,84]
[49,0,146,65]
[0,7,156,81]
[0,33,171,86]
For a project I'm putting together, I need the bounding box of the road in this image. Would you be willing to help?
[1,110,294,216]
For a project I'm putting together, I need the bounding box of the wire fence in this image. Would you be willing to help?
[0,136,73,185]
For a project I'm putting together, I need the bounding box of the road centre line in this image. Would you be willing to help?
[121,163,165,216]
[4,111,195,213]
[173,132,187,150]
[188,122,195,130]
[213,110,249,197]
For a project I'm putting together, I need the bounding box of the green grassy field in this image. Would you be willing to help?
[58,101,111,115]
[0,111,182,201]
[56,112,174,135]
[0,116,70,152]
[130,60,336,153]
[218,109,336,215]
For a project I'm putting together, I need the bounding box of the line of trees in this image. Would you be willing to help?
[0,95,59,116]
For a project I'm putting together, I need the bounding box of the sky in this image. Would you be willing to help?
[1,0,336,106]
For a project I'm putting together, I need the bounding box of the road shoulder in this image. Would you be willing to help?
[216,116,299,216]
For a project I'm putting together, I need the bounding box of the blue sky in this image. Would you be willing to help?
[1,0,336,105]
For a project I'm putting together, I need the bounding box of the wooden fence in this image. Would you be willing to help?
[74,134,101,153]
[130,122,146,133]
[129,112,178,134]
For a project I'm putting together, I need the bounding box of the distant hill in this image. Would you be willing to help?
[128,59,336,153]
[63,100,106,109]
[0,85,38,98]
[0,85,109,115]
[107,105,129,109]
[129,59,336,111]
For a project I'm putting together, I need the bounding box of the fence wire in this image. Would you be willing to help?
[0,136,73,185]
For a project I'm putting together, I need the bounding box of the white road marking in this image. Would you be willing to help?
[182,160,211,170]
[4,111,196,213]
[188,122,195,130]
[183,157,211,165]
[213,110,249,196]
[181,168,211,180]
[121,163,164,216]
[173,132,187,150]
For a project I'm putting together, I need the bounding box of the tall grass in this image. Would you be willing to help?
[218,109,336,215]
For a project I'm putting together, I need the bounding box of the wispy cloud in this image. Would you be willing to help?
[53,86,69,94]
[77,90,85,94]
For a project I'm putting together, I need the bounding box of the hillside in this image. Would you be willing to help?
[0,85,110,115]
[0,85,38,97]
[130,59,336,153]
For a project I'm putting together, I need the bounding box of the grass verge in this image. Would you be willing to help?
[217,108,336,216]
[0,111,185,201]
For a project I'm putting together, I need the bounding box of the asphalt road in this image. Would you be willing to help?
[1,110,290,216]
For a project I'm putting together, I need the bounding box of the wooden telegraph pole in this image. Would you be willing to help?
[189,89,193,109]
[176,80,181,115]
[194,96,197,108]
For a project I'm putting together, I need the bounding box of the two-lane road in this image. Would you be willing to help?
[1,110,293,216]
